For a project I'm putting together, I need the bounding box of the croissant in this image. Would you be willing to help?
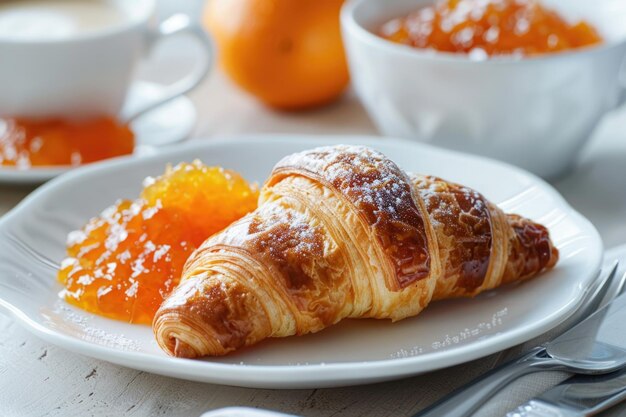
[153,145,558,357]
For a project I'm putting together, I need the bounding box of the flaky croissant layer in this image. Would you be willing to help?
[153,146,558,357]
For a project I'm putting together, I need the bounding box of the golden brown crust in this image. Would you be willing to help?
[154,272,272,357]
[411,175,492,298]
[502,214,559,284]
[153,145,559,358]
[271,145,431,290]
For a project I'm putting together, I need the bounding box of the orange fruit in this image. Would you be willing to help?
[204,0,349,110]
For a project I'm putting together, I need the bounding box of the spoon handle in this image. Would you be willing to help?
[413,347,560,417]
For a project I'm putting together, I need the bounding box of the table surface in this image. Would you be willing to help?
[3,8,626,417]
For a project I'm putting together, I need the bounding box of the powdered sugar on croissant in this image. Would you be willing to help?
[153,145,558,357]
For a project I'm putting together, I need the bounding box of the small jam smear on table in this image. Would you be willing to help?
[57,161,259,324]
[379,0,602,58]
[0,117,134,168]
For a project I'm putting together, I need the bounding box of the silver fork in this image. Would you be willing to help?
[600,265,626,308]
[504,269,626,417]
[413,261,621,417]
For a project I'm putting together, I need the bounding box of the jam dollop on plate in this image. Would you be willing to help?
[57,161,259,324]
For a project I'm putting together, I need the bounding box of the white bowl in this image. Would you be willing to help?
[341,0,626,178]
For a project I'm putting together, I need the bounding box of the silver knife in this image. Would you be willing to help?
[415,276,626,417]
[507,368,626,417]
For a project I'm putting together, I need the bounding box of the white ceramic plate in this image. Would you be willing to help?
[0,81,196,185]
[0,136,602,388]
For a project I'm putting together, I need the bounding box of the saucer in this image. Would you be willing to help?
[0,81,197,185]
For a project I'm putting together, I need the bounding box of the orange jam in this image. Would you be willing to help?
[0,117,134,168]
[379,0,603,57]
[57,161,259,324]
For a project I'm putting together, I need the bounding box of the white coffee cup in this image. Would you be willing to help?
[0,0,212,121]
[342,0,626,178]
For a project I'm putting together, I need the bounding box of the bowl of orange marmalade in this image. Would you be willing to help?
[341,0,626,178]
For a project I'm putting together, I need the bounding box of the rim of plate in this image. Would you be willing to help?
[0,135,603,387]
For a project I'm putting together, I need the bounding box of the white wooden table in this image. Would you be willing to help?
[3,5,626,415]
